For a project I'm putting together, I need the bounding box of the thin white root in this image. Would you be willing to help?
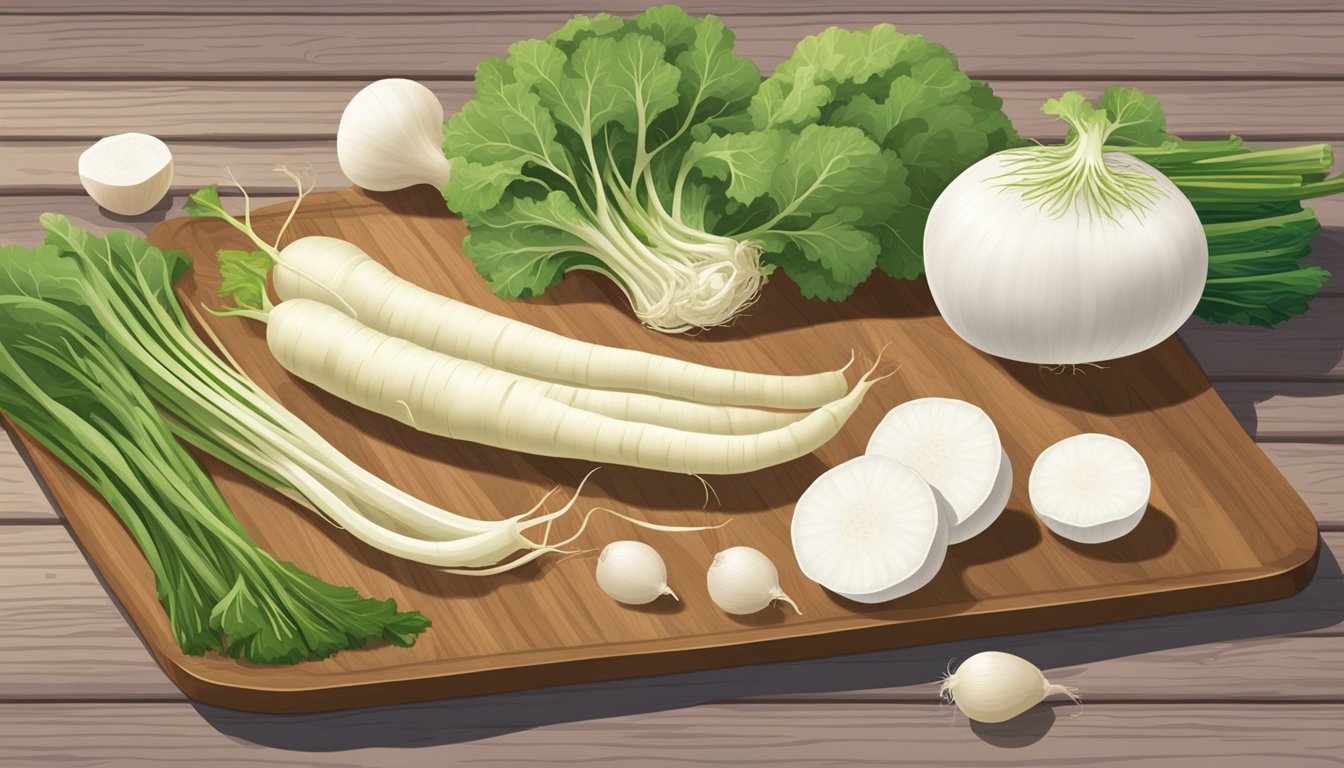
[271,165,314,249]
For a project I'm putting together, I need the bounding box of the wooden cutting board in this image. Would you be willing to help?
[13,186,1318,713]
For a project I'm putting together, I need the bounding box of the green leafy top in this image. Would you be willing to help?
[441,9,1018,322]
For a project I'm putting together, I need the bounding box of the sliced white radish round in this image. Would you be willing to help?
[78,133,174,216]
[791,454,948,604]
[1029,433,1151,544]
[866,397,1010,544]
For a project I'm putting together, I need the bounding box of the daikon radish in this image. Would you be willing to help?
[267,234,850,410]
[261,299,878,475]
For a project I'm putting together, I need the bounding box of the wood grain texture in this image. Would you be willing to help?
[5,524,1341,704]
[7,80,1344,142]
[1181,293,1344,380]
[1215,381,1344,440]
[10,186,1317,712]
[2,13,1342,79]
[3,702,1344,767]
[1262,444,1344,528]
[10,0,1343,14]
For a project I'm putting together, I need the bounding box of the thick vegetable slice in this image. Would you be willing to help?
[1029,433,1150,544]
[791,454,948,603]
[866,398,1011,543]
[0,288,428,664]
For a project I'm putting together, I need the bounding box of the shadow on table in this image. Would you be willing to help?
[196,536,1342,751]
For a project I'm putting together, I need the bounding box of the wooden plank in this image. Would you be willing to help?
[10,0,1344,14]
[6,80,1344,142]
[3,523,1341,703]
[1262,444,1344,528]
[0,141,339,196]
[2,702,1343,767]
[0,526,180,700]
[1181,291,1344,380]
[1215,381,1344,441]
[3,14,1343,79]
[0,193,293,244]
[0,428,56,523]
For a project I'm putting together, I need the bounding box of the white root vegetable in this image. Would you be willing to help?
[866,397,1011,544]
[261,298,878,475]
[940,651,1080,723]
[78,133,174,216]
[596,540,677,605]
[271,236,849,410]
[707,546,801,615]
[791,454,948,604]
[540,380,804,436]
[337,79,452,192]
[1029,433,1150,543]
[924,92,1207,365]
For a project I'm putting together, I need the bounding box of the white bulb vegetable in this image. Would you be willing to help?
[866,397,1012,544]
[596,541,677,605]
[940,651,1080,723]
[924,92,1207,365]
[791,454,948,604]
[1030,433,1150,544]
[78,133,174,216]
[707,546,801,616]
[337,78,452,192]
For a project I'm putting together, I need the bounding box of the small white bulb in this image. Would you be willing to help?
[940,651,1080,723]
[595,541,677,605]
[337,78,452,192]
[78,133,174,216]
[707,546,801,616]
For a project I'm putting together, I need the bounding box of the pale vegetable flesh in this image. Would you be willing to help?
[1029,433,1150,544]
[791,454,947,604]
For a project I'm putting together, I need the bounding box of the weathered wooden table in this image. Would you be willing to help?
[2,1,1342,764]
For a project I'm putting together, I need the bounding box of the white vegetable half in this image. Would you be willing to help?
[77,133,173,216]
[338,78,452,192]
[940,651,1080,723]
[866,397,1011,544]
[1029,433,1150,544]
[791,454,948,604]
[924,94,1207,365]
[596,540,677,605]
[707,546,800,616]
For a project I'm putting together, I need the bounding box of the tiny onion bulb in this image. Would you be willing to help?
[595,540,677,605]
[337,78,453,192]
[940,651,1080,723]
[707,546,801,616]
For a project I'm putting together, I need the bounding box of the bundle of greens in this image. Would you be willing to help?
[0,229,429,663]
[442,6,1019,332]
[1083,86,1336,326]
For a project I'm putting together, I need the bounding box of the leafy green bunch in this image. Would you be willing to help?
[442,6,1019,331]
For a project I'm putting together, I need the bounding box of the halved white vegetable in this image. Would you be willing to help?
[791,454,948,604]
[866,397,1011,544]
[77,133,174,216]
[1029,433,1150,544]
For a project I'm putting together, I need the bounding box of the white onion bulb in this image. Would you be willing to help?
[941,651,1080,723]
[337,78,452,192]
[595,540,677,605]
[707,546,801,616]
[924,94,1207,365]
[866,397,1012,544]
[77,133,174,216]
[1030,433,1150,543]
[791,454,948,604]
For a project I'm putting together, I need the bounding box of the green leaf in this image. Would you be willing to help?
[1096,85,1169,147]
[183,185,228,219]
[762,206,880,300]
[1196,267,1331,326]
[684,130,784,205]
[216,249,273,311]
[766,125,886,220]
[463,192,606,298]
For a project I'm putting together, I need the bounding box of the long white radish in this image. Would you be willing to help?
[270,236,849,409]
[534,379,803,435]
[265,299,878,475]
